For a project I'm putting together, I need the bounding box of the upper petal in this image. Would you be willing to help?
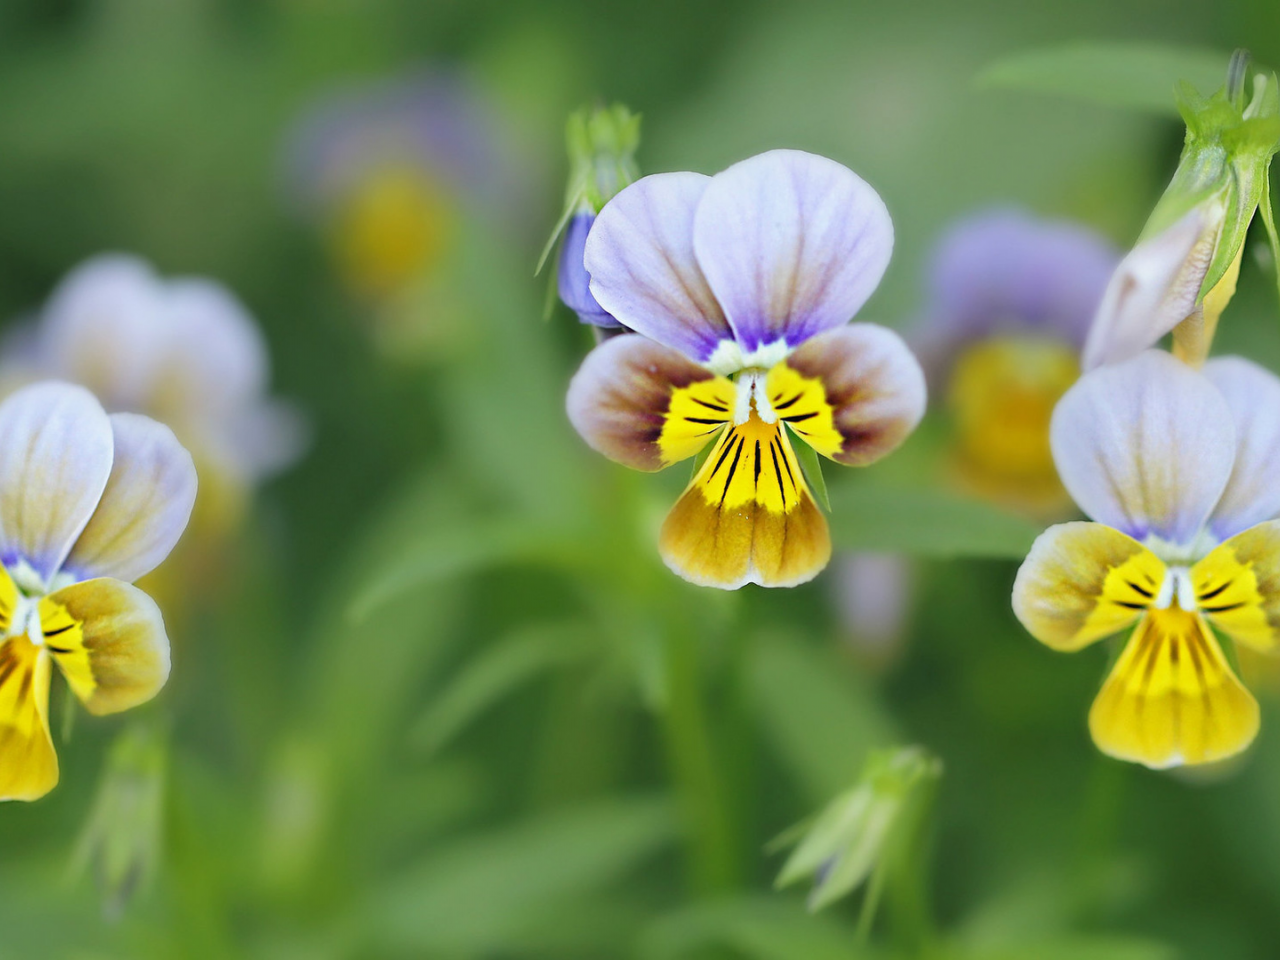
[1013,521,1162,652]
[1202,356,1280,540]
[557,212,619,327]
[1050,350,1235,545]
[775,324,926,466]
[583,173,734,363]
[64,414,198,583]
[1081,208,1217,371]
[0,382,114,582]
[39,254,168,409]
[42,577,170,716]
[692,149,892,354]
[566,334,733,471]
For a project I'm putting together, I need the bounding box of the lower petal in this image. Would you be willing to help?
[1089,610,1258,768]
[41,578,170,716]
[1192,519,1280,653]
[659,413,830,588]
[0,636,57,801]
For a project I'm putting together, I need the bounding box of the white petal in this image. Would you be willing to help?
[1203,356,1280,540]
[64,414,197,583]
[1081,207,1218,370]
[0,382,114,582]
[1050,350,1234,546]
[583,172,735,364]
[692,149,893,354]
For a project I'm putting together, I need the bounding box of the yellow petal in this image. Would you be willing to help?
[1191,519,1280,653]
[1013,522,1164,652]
[0,635,57,801]
[1089,609,1258,768]
[659,411,830,588]
[41,578,170,717]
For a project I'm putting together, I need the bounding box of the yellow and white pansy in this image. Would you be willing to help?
[3,255,303,535]
[0,381,195,800]
[567,149,926,589]
[1013,350,1280,768]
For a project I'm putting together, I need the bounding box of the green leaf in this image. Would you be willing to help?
[409,622,597,756]
[1260,168,1280,308]
[639,898,874,960]
[826,482,1039,559]
[368,797,676,953]
[790,430,831,511]
[976,42,1231,115]
[749,633,895,804]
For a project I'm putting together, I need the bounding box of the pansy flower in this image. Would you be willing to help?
[284,70,507,313]
[567,150,926,589]
[2,255,303,537]
[0,381,195,800]
[914,210,1117,513]
[1013,350,1280,767]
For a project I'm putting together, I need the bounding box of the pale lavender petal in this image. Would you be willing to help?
[584,172,734,363]
[913,209,1118,378]
[1081,207,1217,370]
[557,212,619,327]
[64,414,197,583]
[692,149,892,354]
[1204,356,1280,540]
[1050,350,1234,545]
[39,254,167,410]
[0,382,114,581]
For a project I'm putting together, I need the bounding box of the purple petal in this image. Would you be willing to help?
[1203,356,1280,541]
[692,150,892,354]
[557,212,620,327]
[584,173,735,364]
[1051,350,1234,545]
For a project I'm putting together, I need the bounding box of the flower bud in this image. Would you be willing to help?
[544,104,641,327]
[71,722,167,919]
[1084,55,1280,369]
[774,746,941,912]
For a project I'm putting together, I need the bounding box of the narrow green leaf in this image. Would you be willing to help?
[976,42,1231,115]
[790,429,831,511]
[826,482,1039,559]
[1260,169,1280,308]
[410,622,597,755]
[369,797,676,953]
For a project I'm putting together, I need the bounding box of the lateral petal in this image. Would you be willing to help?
[1192,519,1280,654]
[1013,521,1163,652]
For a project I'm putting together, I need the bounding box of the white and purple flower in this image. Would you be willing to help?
[567,149,926,589]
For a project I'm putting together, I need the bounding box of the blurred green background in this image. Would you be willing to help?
[2,1,1280,958]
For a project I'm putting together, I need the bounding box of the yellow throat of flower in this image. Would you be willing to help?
[947,335,1079,514]
[330,164,456,300]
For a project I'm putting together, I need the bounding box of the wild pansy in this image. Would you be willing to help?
[284,70,505,327]
[1084,58,1280,370]
[0,381,194,800]
[549,105,640,328]
[2,255,303,539]
[915,210,1116,513]
[567,149,926,589]
[1013,349,1280,768]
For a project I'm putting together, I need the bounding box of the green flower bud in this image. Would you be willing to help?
[773,746,941,913]
[71,722,167,919]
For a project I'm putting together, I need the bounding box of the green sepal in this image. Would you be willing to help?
[789,429,831,512]
[688,434,718,481]
[1259,169,1280,307]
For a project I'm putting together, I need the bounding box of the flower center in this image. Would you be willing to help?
[733,368,777,425]
[1153,566,1198,611]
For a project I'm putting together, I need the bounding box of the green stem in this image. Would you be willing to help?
[857,861,888,943]
[661,626,741,895]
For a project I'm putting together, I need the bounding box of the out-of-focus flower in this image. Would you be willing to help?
[832,552,914,671]
[2,255,304,542]
[550,105,641,328]
[284,69,507,353]
[567,150,926,589]
[71,721,167,918]
[0,382,193,800]
[1084,61,1280,370]
[774,746,941,912]
[1013,350,1280,768]
[914,210,1117,515]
